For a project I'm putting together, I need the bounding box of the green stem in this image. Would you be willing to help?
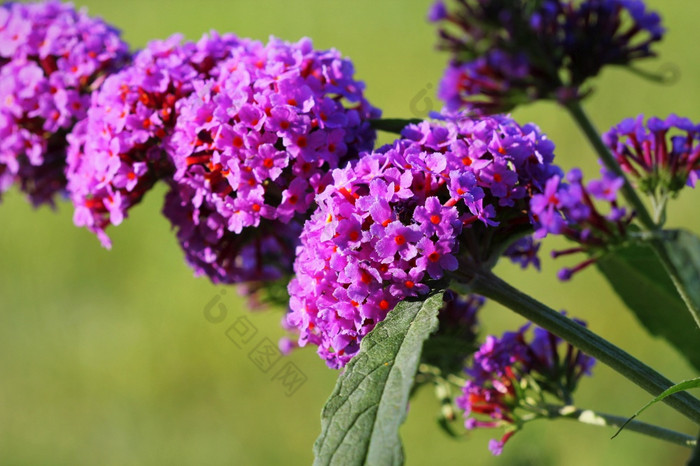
[651,191,669,226]
[549,406,696,448]
[563,100,657,230]
[689,431,700,465]
[564,101,700,329]
[467,270,700,425]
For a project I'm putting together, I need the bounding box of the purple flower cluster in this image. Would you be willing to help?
[457,318,595,455]
[438,50,533,116]
[66,32,242,247]
[164,37,379,283]
[431,0,664,114]
[288,114,560,368]
[531,167,633,280]
[163,188,303,284]
[0,0,128,206]
[604,114,700,196]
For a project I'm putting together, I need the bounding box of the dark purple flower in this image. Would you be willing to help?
[0,0,129,206]
[432,0,664,114]
[428,0,448,21]
[439,50,534,115]
[503,236,542,271]
[437,290,483,339]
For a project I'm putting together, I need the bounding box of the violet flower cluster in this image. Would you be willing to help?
[288,114,560,368]
[531,167,634,280]
[604,114,700,200]
[164,37,379,283]
[66,32,245,247]
[457,318,595,455]
[0,0,128,206]
[430,0,664,114]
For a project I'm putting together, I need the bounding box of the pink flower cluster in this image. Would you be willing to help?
[288,114,560,367]
[66,32,243,247]
[163,37,379,283]
[0,0,128,206]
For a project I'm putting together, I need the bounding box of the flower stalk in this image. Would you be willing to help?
[563,100,657,230]
[548,406,696,449]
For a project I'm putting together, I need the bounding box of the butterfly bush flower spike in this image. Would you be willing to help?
[288,113,561,368]
[164,37,380,283]
[431,0,664,114]
[457,317,595,455]
[0,0,129,206]
[604,114,700,220]
[66,32,244,247]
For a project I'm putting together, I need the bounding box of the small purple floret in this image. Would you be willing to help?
[531,166,632,281]
[503,236,542,271]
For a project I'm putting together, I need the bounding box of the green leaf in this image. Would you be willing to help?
[597,240,700,371]
[313,292,445,466]
[654,230,700,328]
[612,377,700,440]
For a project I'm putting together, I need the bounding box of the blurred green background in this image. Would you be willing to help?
[1,0,699,464]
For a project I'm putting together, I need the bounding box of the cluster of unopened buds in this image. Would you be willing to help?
[457,317,595,455]
[604,114,700,209]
